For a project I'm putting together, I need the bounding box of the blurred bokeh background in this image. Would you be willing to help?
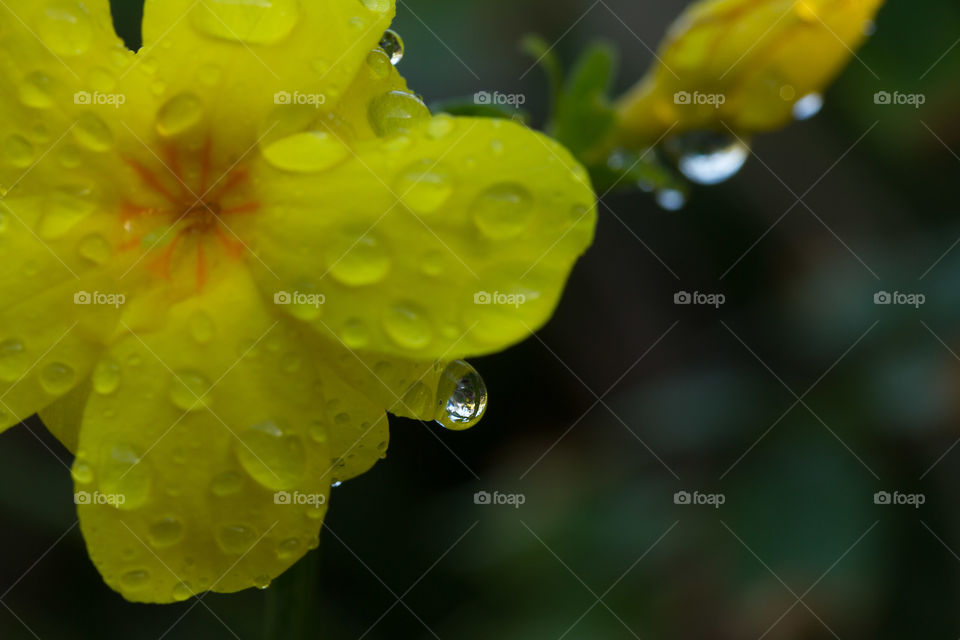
[3,0,960,637]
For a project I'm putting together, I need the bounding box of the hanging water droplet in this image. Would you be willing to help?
[792,93,824,121]
[665,131,750,186]
[434,361,488,431]
[378,29,404,65]
[655,188,686,211]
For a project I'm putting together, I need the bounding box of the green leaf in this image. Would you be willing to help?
[552,42,618,158]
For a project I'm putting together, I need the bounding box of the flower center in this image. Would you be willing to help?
[120,139,260,289]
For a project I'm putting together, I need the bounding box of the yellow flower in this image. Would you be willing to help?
[0,0,595,602]
[616,0,884,147]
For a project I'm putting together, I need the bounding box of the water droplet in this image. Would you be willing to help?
[434,361,488,430]
[41,183,97,239]
[211,470,244,496]
[341,318,370,349]
[40,361,75,395]
[3,135,35,168]
[73,113,113,152]
[71,456,94,484]
[666,131,750,186]
[655,188,686,211]
[792,93,824,121]
[779,84,796,101]
[236,421,307,490]
[188,312,215,344]
[172,581,194,601]
[378,29,404,65]
[276,537,301,560]
[19,72,55,109]
[0,339,28,382]
[366,50,392,79]
[78,233,112,264]
[100,443,152,509]
[148,517,184,547]
[217,524,257,554]
[396,159,453,214]
[193,0,301,45]
[426,116,455,140]
[92,358,121,394]
[120,569,151,591]
[73,113,113,153]
[383,303,432,350]
[327,228,391,286]
[254,574,272,589]
[156,92,203,137]
[263,131,349,173]
[59,144,81,169]
[169,370,211,411]
[368,91,429,137]
[471,183,535,239]
[39,2,93,57]
[360,0,390,12]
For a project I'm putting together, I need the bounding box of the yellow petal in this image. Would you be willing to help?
[616,0,884,146]
[247,116,596,360]
[140,0,396,151]
[0,270,125,433]
[73,263,384,602]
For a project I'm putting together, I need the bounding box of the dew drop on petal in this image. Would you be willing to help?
[396,160,453,214]
[210,470,244,497]
[236,421,307,490]
[327,228,391,286]
[188,311,215,344]
[434,361,488,431]
[169,370,211,411]
[172,582,194,602]
[378,29,404,65]
[3,135,35,168]
[71,456,94,484]
[276,537,301,560]
[366,50,392,79]
[39,2,93,57]
[471,183,535,239]
[368,91,430,137]
[148,517,184,547]
[19,72,55,109]
[100,443,152,509]
[120,569,151,591]
[92,357,121,394]
[360,0,390,12]
[217,524,257,554]
[0,339,28,382]
[383,302,432,350]
[78,233,111,264]
[792,93,824,121]
[254,574,272,589]
[39,361,75,395]
[156,92,203,137]
[193,0,300,45]
[263,131,350,173]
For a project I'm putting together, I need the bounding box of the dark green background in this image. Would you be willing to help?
[2,0,960,638]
